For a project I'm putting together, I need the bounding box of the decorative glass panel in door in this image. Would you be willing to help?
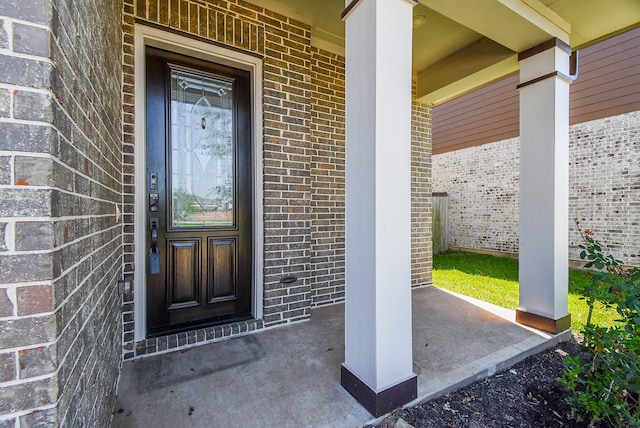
[170,67,235,228]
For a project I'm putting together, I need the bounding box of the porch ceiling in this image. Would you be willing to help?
[246,0,640,105]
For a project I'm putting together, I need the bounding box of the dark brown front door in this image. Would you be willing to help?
[145,47,252,336]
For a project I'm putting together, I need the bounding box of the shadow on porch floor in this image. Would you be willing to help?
[111,286,568,428]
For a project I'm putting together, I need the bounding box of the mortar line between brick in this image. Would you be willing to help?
[0,214,112,223]
[0,403,57,421]
[0,185,124,206]
[0,16,52,31]
[0,117,54,127]
[0,150,54,159]
[0,47,53,63]
[0,84,51,95]
[4,16,13,53]
[0,247,54,256]
[0,370,57,387]
[0,310,55,322]
[0,340,56,355]
[0,281,51,290]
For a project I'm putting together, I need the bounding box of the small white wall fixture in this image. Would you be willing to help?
[342,0,418,417]
[517,39,573,333]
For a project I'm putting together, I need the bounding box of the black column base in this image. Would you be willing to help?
[341,365,417,417]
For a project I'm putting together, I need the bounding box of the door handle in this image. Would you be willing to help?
[148,218,160,275]
[150,218,158,251]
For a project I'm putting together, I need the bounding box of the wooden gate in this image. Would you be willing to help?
[432,192,449,254]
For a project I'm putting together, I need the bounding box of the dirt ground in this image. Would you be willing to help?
[377,334,593,428]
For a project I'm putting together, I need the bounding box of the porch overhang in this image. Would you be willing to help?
[415,0,569,103]
[248,0,640,105]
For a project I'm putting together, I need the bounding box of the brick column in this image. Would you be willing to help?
[517,39,573,333]
[341,0,417,417]
[411,82,433,287]
[0,1,123,425]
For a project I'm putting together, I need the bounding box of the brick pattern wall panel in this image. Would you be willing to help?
[122,0,315,357]
[433,138,520,254]
[0,0,123,426]
[411,84,433,287]
[49,0,124,426]
[309,47,346,306]
[569,112,640,265]
[259,10,313,326]
[432,111,640,266]
[0,5,56,425]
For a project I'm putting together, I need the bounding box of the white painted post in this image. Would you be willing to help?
[342,0,417,417]
[517,40,572,333]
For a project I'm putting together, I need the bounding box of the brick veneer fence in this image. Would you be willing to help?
[433,111,640,266]
[0,0,123,426]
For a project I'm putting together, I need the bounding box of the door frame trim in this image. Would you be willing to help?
[133,24,264,342]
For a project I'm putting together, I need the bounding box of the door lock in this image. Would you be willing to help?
[149,193,159,212]
[148,171,160,274]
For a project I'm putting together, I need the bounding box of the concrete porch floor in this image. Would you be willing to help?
[111,286,569,427]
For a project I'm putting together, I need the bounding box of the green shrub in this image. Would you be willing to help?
[559,229,640,427]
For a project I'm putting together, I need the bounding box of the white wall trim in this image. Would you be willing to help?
[133,24,264,342]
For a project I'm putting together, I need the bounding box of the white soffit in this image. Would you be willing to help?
[243,0,640,101]
[418,0,570,52]
[542,0,640,48]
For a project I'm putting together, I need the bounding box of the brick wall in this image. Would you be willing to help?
[309,47,346,306]
[122,0,434,359]
[0,0,123,426]
[122,0,317,357]
[411,84,433,287]
[433,137,520,255]
[260,10,313,325]
[433,111,640,266]
[569,112,640,265]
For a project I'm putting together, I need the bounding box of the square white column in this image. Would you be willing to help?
[517,39,572,333]
[341,0,417,417]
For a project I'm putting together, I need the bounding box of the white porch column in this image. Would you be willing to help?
[341,0,417,417]
[517,39,573,333]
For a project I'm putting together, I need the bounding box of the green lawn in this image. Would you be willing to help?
[433,251,620,330]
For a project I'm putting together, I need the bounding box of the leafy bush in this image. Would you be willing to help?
[559,229,640,427]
